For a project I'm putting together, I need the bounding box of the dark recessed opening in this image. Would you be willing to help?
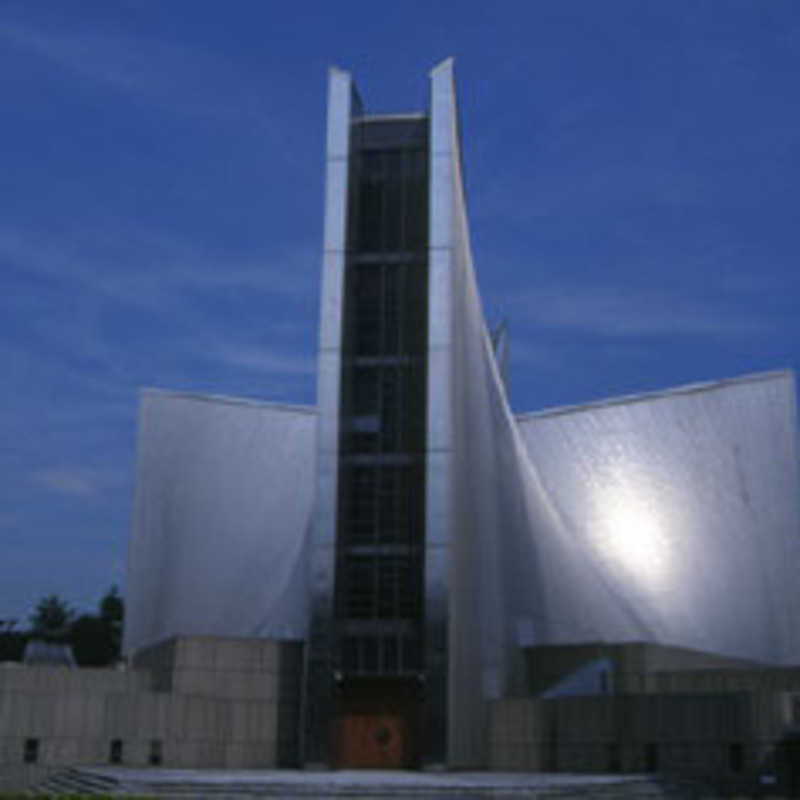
[645,742,658,772]
[729,742,744,772]
[149,739,162,766]
[607,742,621,772]
[109,738,123,764]
[23,738,38,764]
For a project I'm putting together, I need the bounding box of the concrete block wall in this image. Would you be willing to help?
[649,666,800,695]
[129,635,176,691]
[525,643,763,697]
[0,663,145,792]
[0,636,304,791]
[489,693,763,779]
[132,636,295,698]
[128,636,304,767]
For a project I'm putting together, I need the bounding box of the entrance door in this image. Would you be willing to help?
[331,677,420,768]
[339,710,406,767]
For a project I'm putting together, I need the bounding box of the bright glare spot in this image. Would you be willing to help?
[601,494,668,584]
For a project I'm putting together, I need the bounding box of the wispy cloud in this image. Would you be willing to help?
[0,19,278,124]
[0,226,316,314]
[505,284,770,339]
[0,222,319,421]
[209,346,315,376]
[29,467,121,498]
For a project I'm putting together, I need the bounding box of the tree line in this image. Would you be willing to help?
[0,586,123,667]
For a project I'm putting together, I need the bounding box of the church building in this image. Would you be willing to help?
[120,60,800,773]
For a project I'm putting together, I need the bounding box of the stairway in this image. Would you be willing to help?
[34,765,131,796]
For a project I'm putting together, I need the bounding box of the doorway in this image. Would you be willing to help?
[331,677,420,768]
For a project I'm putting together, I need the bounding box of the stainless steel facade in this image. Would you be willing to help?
[303,67,357,764]
[514,372,800,664]
[124,60,800,770]
[123,390,315,656]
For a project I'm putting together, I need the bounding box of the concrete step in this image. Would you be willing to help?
[35,765,130,796]
[34,767,714,799]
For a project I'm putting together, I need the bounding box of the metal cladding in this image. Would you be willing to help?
[422,58,800,767]
[123,60,800,769]
[304,66,358,763]
[514,372,800,662]
[123,390,315,655]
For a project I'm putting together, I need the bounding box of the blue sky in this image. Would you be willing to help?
[1,1,799,623]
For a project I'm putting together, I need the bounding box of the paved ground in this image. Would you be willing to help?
[47,766,707,798]
[90,765,648,788]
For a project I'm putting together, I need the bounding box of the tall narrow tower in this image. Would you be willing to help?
[306,63,433,767]
[306,59,488,769]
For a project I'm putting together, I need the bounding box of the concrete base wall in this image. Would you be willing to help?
[494,642,800,786]
[525,642,765,696]
[490,693,758,776]
[0,636,303,792]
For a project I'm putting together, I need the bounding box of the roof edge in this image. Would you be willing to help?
[517,368,796,422]
[430,56,455,77]
[353,112,427,122]
[139,387,317,415]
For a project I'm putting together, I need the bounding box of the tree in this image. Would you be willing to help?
[99,585,123,627]
[0,618,26,662]
[22,587,124,665]
[71,614,116,666]
[29,594,74,640]
[71,586,124,666]
[98,585,124,661]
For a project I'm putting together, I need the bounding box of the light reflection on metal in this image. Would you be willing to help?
[594,483,672,588]
[516,371,800,665]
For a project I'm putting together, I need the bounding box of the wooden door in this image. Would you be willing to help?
[339,711,406,767]
[331,677,419,768]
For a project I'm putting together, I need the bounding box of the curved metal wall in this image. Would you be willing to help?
[514,373,800,664]
[304,66,358,763]
[123,390,315,655]
[427,58,551,767]
[428,59,800,768]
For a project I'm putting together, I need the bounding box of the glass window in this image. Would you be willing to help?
[359,152,384,251]
[346,558,374,618]
[401,635,420,671]
[384,151,403,251]
[336,119,429,677]
[383,636,398,672]
[353,367,379,414]
[363,637,378,672]
[353,267,381,356]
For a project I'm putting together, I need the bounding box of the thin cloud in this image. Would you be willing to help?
[0,226,316,315]
[30,468,100,498]
[29,465,128,499]
[210,346,315,376]
[0,224,318,424]
[505,285,770,339]
[0,19,276,124]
